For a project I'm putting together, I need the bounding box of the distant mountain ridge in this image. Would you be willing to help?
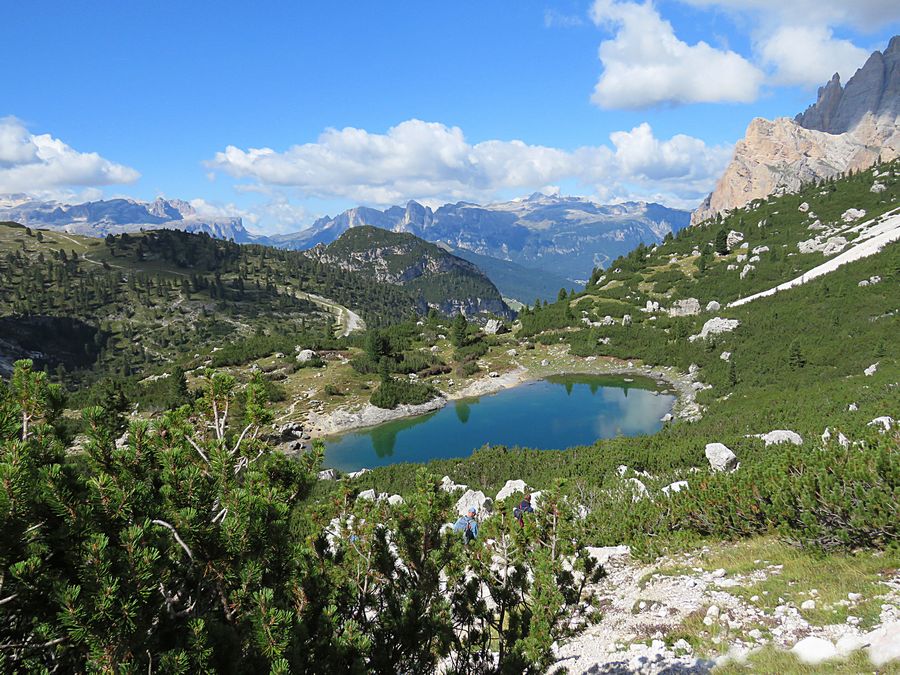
[0,195,261,243]
[692,35,900,225]
[274,193,690,283]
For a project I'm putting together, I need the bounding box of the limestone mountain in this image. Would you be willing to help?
[275,194,690,284]
[305,226,514,319]
[692,35,900,225]
[0,195,262,243]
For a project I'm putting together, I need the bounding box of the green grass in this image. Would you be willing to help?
[714,645,900,674]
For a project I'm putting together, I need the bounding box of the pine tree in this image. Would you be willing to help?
[715,228,729,255]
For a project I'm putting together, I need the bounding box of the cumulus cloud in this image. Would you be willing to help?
[208,118,731,214]
[759,26,871,86]
[0,117,140,197]
[588,0,764,108]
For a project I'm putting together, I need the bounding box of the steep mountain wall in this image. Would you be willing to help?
[692,36,900,225]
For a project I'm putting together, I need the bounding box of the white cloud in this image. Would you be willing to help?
[208,118,731,218]
[680,0,900,32]
[544,9,585,28]
[759,26,871,86]
[0,117,140,197]
[589,0,764,108]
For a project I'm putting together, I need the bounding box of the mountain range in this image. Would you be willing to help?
[692,35,899,224]
[0,192,690,303]
[273,194,690,285]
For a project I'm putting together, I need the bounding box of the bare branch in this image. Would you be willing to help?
[151,519,194,561]
[230,423,254,456]
[0,594,17,607]
[187,436,210,464]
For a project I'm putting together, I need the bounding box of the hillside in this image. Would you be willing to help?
[305,226,513,319]
[0,224,421,388]
[275,194,690,282]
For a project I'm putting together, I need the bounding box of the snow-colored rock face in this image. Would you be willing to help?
[791,636,838,665]
[754,430,803,446]
[705,443,737,472]
[495,479,527,502]
[689,317,741,342]
[455,489,492,516]
[667,298,701,317]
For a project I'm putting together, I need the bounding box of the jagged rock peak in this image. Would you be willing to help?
[692,35,899,225]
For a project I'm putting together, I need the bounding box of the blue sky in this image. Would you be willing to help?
[2,1,898,232]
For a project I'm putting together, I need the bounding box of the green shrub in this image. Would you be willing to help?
[370,377,437,409]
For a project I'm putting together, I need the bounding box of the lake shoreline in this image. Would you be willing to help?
[304,356,701,441]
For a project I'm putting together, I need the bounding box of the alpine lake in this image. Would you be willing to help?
[323,374,676,472]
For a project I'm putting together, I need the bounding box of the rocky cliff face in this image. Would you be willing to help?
[692,36,900,225]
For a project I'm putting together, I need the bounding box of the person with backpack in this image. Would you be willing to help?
[513,493,534,526]
[454,507,479,544]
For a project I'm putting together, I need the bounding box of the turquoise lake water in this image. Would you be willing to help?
[323,374,676,472]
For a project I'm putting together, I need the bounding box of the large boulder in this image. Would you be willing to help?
[662,480,689,496]
[456,490,492,516]
[868,416,894,432]
[689,317,740,342]
[440,475,467,492]
[726,231,745,250]
[296,349,318,363]
[705,443,738,472]
[866,622,900,667]
[483,319,507,335]
[791,636,837,665]
[496,479,527,502]
[667,298,701,317]
[754,430,803,446]
[317,469,338,481]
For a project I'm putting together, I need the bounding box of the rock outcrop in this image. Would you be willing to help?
[692,36,900,225]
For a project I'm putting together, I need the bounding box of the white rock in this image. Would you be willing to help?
[726,231,744,249]
[621,314,632,326]
[689,363,700,375]
[317,469,337,481]
[483,319,504,335]
[755,430,803,446]
[871,181,887,193]
[838,432,850,449]
[440,475,467,493]
[357,489,376,501]
[706,300,721,312]
[740,264,755,279]
[736,254,747,263]
[711,568,726,578]
[689,317,740,341]
[848,593,863,602]
[841,208,866,223]
[662,480,688,496]
[836,633,867,656]
[866,622,900,666]
[626,477,649,502]
[430,345,440,353]
[506,349,518,356]
[705,443,738,472]
[488,371,499,378]
[541,359,550,366]
[456,490,492,516]
[864,362,879,376]
[296,349,317,362]
[727,264,738,270]
[496,479,527,502]
[799,202,810,213]
[849,403,859,411]
[347,468,370,479]
[667,298,701,317]
[720,351,732,361]
[387,494,404,506]
[868,416,894,432]
[585,545,630,566]
[791,636,837,665]
[801,599,816,610]
[752,245,769,255]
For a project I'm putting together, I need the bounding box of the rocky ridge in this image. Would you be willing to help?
[692,36,900,225]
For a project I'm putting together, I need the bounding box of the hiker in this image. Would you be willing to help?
[513,493,534,526]
[454,507,479,544]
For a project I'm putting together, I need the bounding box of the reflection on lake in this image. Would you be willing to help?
[323,374,675,472]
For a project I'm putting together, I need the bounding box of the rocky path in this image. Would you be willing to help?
[555,545,900,673]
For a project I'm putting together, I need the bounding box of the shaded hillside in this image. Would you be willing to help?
[305,226,514,319]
